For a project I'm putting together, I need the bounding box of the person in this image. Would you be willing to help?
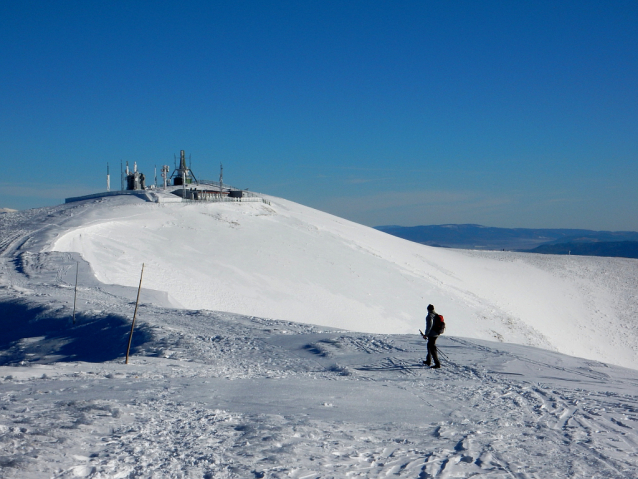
[423,304,441,368]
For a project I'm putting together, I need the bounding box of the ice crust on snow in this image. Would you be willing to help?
[1,194,638,478]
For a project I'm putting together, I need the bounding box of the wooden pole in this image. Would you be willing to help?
[125,263,145,365]
[72,261,79,325]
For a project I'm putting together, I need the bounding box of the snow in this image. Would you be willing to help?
[1,194,638,478]
[50,194,638,369]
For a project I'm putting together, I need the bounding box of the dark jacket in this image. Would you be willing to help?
[425,311,439,338]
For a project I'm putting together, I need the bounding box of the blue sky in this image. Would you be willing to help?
[1,1,637,230]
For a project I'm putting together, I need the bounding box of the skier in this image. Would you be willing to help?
[422,304,441,368]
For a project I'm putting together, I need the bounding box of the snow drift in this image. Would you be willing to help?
[2,193,638,478]
[50,194,638,369]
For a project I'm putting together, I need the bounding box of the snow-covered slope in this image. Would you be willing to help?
[1,195,638,478]
[2,306,638,478]
[50,195,638,368]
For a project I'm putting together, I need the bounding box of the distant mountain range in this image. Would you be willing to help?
[374,224,638,259]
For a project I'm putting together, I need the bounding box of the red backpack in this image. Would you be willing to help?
[433,314,446,335]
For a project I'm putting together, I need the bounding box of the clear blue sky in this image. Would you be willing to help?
[1,1,637,230]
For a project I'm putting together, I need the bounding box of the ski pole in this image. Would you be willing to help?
[436,346,450,361]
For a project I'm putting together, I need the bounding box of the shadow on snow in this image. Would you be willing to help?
[0,299,152,365]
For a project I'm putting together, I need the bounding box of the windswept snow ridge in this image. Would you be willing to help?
[49,195,638,368]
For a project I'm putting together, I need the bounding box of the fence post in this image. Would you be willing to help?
[125,263,145,364]
[72,261,79,325]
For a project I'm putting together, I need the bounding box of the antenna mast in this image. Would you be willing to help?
[168,149,198,186]
[161,165,169,189]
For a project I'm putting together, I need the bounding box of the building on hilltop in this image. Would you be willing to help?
[125,162,146,190]
[65,149,268,205]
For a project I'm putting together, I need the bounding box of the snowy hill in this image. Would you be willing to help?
[49,194,638,369]
[1,194,638,478]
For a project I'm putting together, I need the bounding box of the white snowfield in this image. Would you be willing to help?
[0,194,637,478]
[51,194,638,369]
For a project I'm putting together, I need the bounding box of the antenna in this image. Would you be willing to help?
[219,163,224,193]
[107,163,110,192]
[167,150,198,186]
[120,160,123,191]
[154,165,157,187]
[161,165,169,189]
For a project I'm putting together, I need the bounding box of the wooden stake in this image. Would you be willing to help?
[125,263,145,365]
[72,261,79,325]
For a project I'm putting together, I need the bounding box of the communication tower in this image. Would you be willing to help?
[170,150,198,186]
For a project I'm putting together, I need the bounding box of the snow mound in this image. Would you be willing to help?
[50,195,638,368]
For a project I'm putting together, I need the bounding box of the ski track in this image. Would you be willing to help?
[1,200,638,477]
